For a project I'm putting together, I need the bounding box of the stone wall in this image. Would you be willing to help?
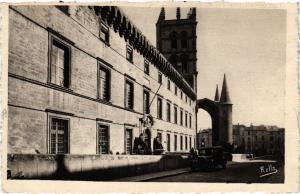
[8,6,196,155]
[8,154,189,180]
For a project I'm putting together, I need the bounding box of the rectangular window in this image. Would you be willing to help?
[167,80,171,90]
[97,124,109,154]
[158,72,162,84]
[144,60,149,75]
[125,128,133,154]
[185,95,188,103]
[185,112,188,127]
[100,21,109,44]
[180,109,183,126]
[174,134,177,151]
[166,134,170,151]
[180,135,183,150]
[126,45,133,63]
[180,91,183,99]
[49,117,69,154]
[157,97,163,119]
[175,86,177,95]
[98,65,111,101]
[50,38,71,88]
[125,80,134,109]
[174,106,178,124]
[143,89,150,114]
[166,102,171,122]
[190,136,192,149]
[189,114,192,128]
[189,99,191,106]
[185,136,188,150]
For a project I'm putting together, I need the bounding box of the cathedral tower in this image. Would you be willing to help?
[156,7,198,92]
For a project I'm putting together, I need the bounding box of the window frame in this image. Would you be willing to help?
[157,96,163,120]
[48,35,72,89]
[167,79,171,90]
[100,20,110,45]
[166,101,171,122]
[97,62,111,102]
[124,78,134,110]
[180,109,183,126]
[189,114,192,128]
[185,111,188,127]
[126,44,133,63]
[124,128,133,155]
[180,135,183,150]
[174,105,178,124]
[166,133,171,152]
[96,123,110,154]
[143,89,150,114]
[158,72,162,84]
[144,60,150,75]
[48,116,70,154]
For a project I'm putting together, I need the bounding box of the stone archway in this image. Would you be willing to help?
[196,75,233,147]
[197,98,220,146]
[196,98,233,147]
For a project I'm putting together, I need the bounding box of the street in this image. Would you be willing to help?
[146,161,284,183]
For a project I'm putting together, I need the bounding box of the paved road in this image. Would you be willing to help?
[146,161,284,183]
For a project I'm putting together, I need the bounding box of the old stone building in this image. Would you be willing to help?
[233,124,284,156]
[8,6,197,155]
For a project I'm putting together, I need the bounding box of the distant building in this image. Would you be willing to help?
[196,128,212,149]
[233,124,284,156]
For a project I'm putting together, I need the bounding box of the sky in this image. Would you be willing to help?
[121,6,286,129]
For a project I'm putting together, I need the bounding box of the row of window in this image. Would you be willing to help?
[99,20,193,106]
[155,95,193,128]
[50,116,193,155]
[157,132,193,152]
[50,33,193,122]
[49,116,133,154]
[170,31,188,49]
[56,7,193,107]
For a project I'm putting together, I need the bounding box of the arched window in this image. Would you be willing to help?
[170,31,178,49]
[180,54,188,73]
[181,31,188,49]
[169,55,180,71]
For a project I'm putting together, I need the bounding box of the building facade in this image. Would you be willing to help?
[8,6,197,155]
[233,124,284,156]
[156,7,197,91]
[196,128,212,149]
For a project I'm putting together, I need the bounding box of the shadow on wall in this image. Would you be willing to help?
[7,153,189,181]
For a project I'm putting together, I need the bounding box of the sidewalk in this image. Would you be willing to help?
[114,168,191,182]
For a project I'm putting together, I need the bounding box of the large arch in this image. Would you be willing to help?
[196,98,233,147]
[197,98,220,146]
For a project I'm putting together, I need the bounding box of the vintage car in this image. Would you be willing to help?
[190,147,232,170]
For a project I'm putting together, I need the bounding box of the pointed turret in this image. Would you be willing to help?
[214,85,220,101]
[157,7,165,22]
[220,74,231,103]
[176,7,181,20]
[188,8,196,20]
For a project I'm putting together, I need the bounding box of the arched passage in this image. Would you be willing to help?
[197,98,220,146]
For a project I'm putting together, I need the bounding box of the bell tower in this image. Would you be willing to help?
[156,7,198,92]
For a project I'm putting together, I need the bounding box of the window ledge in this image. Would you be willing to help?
[97,99,112,105]
[47,82,73,93]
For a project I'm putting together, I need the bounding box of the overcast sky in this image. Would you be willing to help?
[121,7,286,129]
